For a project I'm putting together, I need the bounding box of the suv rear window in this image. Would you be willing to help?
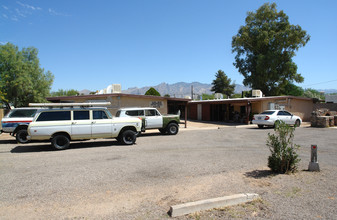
[126,110,144,116]
[37,111,71,121]
[9,109,37,118]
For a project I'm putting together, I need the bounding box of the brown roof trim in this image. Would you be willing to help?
[189,96,314,104]
[46,93,191,102]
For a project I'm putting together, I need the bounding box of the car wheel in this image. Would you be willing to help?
[258,125,264,129]
[167,123,179,135]
[274,120,280,129]
[16,129,29,143]
[121,130,136,145]
[295,119,301,127]
[51,135,70,150]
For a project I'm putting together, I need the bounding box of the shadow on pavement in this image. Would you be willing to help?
[244,169,276,179]
[10,139,128,153]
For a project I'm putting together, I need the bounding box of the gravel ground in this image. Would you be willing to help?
[0,124,336,219]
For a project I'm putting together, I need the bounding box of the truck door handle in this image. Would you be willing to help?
[72,122,77,125]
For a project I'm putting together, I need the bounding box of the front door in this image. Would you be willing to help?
[145,109,162,129]
[91,110,112,138]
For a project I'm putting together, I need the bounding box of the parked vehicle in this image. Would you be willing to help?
[27,104,142,150]
[115,107,180,135]
[1,108,39,143]
[252,110,302,128]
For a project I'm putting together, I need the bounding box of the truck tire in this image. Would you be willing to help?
[167,123,179,135]
[120,130,136,145]
[51,134,70,150]
[16,129,29,143]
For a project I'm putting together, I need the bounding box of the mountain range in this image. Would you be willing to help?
[122,82,250,98]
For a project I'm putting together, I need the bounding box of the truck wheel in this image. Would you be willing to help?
[16,129,29,143]
[51,135,70,150]
[121,130,136,145]
[167,123,179,135]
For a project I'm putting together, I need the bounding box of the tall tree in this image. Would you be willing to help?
[145,87,161,96]
[232,3,310,96]
[211,70,235,97]
[51,89,79,97]
[0,43,54,107]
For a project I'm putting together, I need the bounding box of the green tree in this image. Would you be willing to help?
[202,93,215,100]
[282,83,304,96]
[303,88,324,100]
[211,70,235,97]
[145,87,161,96]
[51,89,79,97]
[232,3,310,96]
[0,43,54,107]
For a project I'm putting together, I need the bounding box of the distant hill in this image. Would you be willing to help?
[122,82,250,98]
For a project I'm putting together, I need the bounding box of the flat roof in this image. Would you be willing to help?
[46,93,191,102]
[189,96,314,104]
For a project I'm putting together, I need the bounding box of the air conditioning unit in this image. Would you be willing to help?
[106,84,122,94]
[252,90,263,97]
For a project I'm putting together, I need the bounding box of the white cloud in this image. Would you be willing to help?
[2,5,9,10]
[16,1,41,11]
[48,8,69,17]
[2,14,8,19]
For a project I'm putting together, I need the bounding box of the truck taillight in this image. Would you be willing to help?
[252,116,255,120]
[265,116,270,120]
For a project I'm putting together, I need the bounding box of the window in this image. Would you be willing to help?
[145,109,157,116]
[126,110,144,116]
[37,111,71,121]
[9,109,37,118]
[93,110,108,119]
[74,111,89,120]
[260,111,275,115]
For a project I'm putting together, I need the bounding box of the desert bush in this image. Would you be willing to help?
[267,121,301,173]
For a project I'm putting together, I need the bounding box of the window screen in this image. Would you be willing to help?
[37,111,71,121]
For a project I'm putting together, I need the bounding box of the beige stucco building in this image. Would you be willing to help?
[188,96,314,123]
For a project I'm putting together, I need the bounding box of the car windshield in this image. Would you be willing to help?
[260,111,275,115]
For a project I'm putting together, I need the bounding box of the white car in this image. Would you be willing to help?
[252,110,302,128]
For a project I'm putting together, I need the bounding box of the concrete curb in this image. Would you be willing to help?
[169,193,259,217]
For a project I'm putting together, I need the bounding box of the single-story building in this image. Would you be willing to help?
[188,96,314,123]
[46,93,191,126]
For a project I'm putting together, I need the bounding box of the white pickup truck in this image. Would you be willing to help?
[27,105,142,150]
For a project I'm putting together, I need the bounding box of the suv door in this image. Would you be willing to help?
[71,110,91,139]
[144,109,163,129]
[91,110,112,138]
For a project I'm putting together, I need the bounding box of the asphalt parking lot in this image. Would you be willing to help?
[0,123,336,219]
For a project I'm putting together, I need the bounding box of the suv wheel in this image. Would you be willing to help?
[120,130,136,145]
[16,129,29,143]
[51,135,70,150]
[167,123,179,135]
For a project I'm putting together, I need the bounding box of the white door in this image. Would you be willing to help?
[71,111,92,139]
[91,110,112,138]
[145,109,163,129]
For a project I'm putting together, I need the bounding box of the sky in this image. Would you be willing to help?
[1,0,337,92]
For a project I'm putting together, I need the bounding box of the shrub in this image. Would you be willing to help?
[266,121,301,173]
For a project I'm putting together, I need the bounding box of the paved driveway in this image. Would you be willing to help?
[0,125,336,219]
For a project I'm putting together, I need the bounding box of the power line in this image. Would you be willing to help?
[303,79,337,87]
